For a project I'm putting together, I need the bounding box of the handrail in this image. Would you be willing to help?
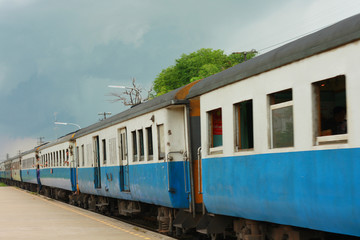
[182,151,190,194]
[197,147,202,194]
[167,150,184,192]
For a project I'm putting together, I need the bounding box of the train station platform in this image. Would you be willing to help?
[0,186,174,240]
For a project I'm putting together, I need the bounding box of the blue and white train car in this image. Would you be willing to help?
[0,161,5,180]
[187,14,360,238]
[38,133,77,194]
[20,149,37,185]
[4,158,13,181]
[74,87,194,215]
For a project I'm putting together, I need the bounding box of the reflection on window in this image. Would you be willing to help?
[234,100,254,151]
[157,124,165,160]
[209,108,223,148]
[269,89,294,148]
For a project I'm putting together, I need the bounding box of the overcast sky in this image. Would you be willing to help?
[1,0,360,159]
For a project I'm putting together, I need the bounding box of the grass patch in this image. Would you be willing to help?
[0,182,7,187]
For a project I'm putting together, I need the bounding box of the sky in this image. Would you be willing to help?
[1,0,360,160]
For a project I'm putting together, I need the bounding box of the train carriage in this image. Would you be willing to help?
[0,161,5,179]
[73,85,199,214]
[11,156,22,184]
[187,13,360,238]
[20,149,37,185]
[38,133,77,194]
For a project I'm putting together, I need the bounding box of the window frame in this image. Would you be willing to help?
[234,99,254,152]
[312,75,347,145]
[207,108,223,154]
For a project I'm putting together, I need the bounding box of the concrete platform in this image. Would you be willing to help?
[0,187,175,240]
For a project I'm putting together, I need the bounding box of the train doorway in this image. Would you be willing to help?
[118,128,130,192]
[93,136,101,188]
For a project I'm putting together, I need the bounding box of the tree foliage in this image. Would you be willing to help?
[153,48,257,96]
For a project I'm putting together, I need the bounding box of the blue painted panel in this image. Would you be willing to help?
[40,168,75,191]
[202,148,360,236]
[21,169,37,184]
[5,170,11,180]
[130,161,189,208]
[78,161,190,209]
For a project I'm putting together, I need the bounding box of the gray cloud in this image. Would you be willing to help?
[0,0,360,159]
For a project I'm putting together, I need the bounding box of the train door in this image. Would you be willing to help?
[93,136,101,188]
[188,97,203,213]
[118,128,130,191]
[72,145,79,191]
[69,143,77,191]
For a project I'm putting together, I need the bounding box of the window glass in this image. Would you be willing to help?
[157,124,165,160]
[118,128,127,161]
[138,129,144,161]
[209,108,223,148]
[234,100,254,150]
[102,139,107,164]
[109,138,116,165]
[146,127,153,160]
[313,75,347,137]
[269,89,294,148]
[81,145,85,166]
[132,131,137,161]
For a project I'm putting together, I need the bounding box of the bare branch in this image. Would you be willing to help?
[107,78,153,106]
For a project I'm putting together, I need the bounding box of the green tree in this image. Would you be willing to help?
[153,48,257,96]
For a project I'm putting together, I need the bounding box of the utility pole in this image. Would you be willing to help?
[37,137,44,145]
[98,112,112,121]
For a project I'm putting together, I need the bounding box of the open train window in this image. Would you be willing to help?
[313,75,347,145]
[102,139,107,165]
[208,108,223,154]
[269,89,294,148]
[146,126,154,161]
[234,100,254,151]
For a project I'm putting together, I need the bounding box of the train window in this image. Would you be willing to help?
[269,89,294,148]
[59,151,62,166]
[132,131,138,162]
[118,128,128,162]
[208,108,223,153]
[86,144,92,167]
[109,138,116,165]
[157,124,165,160]
[313,75,347,145]
[81,145,85,167]
[56,151,59,166]
[102,139,107,165]
[63,150,65,165]
[146,127,153,161]
[138,129,144,161]
[234,100,254,151]
[76,146,79,167]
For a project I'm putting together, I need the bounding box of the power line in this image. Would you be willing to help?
[258,24,332,54]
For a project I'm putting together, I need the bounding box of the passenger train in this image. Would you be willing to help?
[1,14,360,240]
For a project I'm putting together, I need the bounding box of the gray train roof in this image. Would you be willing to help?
[73,86,190,139]
[187,13,360,98]
[38,84,193,145]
